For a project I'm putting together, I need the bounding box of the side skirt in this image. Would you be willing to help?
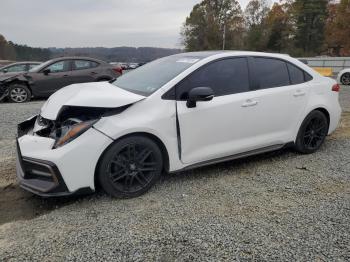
[175,143,294,172]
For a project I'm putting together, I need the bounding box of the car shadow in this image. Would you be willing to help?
[0,147,295,225]
[161,147,295,184]
[0,184,95,225]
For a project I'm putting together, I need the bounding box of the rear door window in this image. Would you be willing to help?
[73,60,99,70]
[254,58,290,89]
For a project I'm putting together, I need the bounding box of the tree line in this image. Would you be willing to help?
[0,34,180,62]
[0,34,51,61]
[182,0,350,57]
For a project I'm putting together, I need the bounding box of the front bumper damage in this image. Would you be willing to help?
[16,116,79,196]
[16,115,112,197]
[16,140,72,197]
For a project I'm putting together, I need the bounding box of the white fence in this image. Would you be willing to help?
[300,57,350,75]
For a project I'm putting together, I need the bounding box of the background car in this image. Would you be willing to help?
[337,68,350,85]
[0,57,123,103]
[0,61,41,74]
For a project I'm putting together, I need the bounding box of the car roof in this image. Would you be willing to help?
[172,51,291,60]
[2,61,41,67]
[51,56,106,63]
[170,51,318,79]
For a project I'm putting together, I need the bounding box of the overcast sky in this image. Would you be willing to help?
[0,0,275,49]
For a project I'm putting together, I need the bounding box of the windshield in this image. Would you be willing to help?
[112,55,201,96]
[29,60,53,72]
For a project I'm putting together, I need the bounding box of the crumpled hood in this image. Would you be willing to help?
[0,72,21,82]
[40,82,145,120]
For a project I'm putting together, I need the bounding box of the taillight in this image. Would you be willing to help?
[332,84,340,92]
[113,67,123,75]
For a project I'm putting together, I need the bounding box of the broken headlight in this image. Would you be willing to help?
[52,118,98,148]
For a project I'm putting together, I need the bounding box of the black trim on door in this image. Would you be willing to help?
[247,57,259,91]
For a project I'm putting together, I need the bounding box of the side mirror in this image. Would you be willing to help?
[3,69,8,73]
[186,87,214,108]
[43,68,51,75]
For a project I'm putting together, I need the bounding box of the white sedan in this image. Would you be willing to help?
[16,51,342,198]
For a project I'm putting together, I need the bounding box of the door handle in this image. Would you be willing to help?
[63,74,69,77]
[242,99,258,107]
[90,71,97,75]
[293,90,306,97]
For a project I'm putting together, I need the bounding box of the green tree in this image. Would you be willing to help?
[325,0,350,56]
[265,2,294,53]
[11,43,51,61]
[243,0,270,51]
[294,0,328,55]
[181,0,244,51]
[0,34,16,60]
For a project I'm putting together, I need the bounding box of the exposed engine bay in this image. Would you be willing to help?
[18,105,129,149]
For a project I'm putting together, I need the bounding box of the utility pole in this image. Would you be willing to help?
[222,23,226,50]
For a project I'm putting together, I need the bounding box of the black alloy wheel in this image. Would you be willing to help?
[295,111,329,154]
[98,136,163,198]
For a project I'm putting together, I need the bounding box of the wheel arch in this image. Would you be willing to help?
[94,131,170,188]
[314,107,330,126]
[8,79,32,93]
[294,107,331,142]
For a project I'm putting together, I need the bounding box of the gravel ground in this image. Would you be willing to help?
[0,88,350,261]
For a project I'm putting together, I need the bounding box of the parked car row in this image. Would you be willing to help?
[115,62,145,70]
[0,57,123,103]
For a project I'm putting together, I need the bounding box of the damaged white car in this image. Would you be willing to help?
[16,51,342,198]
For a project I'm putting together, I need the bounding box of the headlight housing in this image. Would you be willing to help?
[52,119,98,148]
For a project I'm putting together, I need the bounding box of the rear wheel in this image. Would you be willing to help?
[97,136,163,198]
[8,84,31,103]
[295,111,329,154]
[340,73,350,85]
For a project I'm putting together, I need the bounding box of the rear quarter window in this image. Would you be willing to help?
[287,63,305,85]
[287,62,313,84]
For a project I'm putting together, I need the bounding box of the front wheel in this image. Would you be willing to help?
[97,136,163,198]
[294,111,329,154]
[340,73,350,85]
[8,84,31,103]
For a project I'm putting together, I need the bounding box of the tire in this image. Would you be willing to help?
[340,73,350,85]
[294,110,329,154]
[8,84,31,103]
[97,135,163,198]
